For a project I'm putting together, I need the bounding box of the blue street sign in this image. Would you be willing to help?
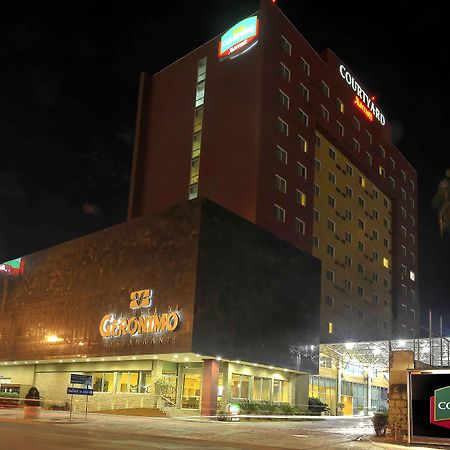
[67,387,93,396]
[70,374,93,385]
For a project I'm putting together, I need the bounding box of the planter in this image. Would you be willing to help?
[24,406,41,419]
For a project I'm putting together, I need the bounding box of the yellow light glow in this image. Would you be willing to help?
[328,322,333,334]
[47,335,63,343]
[383,258,389,268]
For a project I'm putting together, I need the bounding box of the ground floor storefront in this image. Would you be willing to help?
[0,353,308,416]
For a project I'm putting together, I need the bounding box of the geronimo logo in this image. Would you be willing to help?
[430,386,450,428]
[129,289,152,309]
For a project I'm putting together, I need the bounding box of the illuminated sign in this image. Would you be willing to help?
[430,386,450,428]
[0,257,24,275]
[99,289,180,338]
[218,16,259,59]
[339,64,386,125]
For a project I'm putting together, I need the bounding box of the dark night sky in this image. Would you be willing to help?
[1,1,449,330]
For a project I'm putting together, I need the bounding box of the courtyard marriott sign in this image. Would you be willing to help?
[99,289,180,338]
[339,64,386,126]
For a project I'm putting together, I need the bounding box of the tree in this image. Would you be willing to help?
[432,169,450,238]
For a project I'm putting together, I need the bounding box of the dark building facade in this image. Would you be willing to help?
[128,0,418,341]
[0,199,320,414]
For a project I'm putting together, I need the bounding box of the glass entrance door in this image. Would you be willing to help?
[182,373,202,409]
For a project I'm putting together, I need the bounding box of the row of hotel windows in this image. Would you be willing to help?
[278,35,416,195]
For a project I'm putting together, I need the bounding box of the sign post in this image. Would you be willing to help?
[68,374,93,421]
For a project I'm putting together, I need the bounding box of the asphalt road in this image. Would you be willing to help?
[0,413,421,450]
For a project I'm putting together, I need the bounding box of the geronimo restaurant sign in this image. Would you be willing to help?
[339,64,386,126]
[218,16,259,59]
[409,370,450,444]
[99,289,180,338]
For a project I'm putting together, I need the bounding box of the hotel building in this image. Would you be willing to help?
[1,0,415,415]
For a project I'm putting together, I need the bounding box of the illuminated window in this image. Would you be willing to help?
[314,184,320,196]
[278,89,289,109]
[313,209,320,221]
[328,322,333,334]
[276,145,287,164]
[328,194,335,208]
[345,185,353,198]
[299,108,309,126]
[298,134,308,152]
[273,204,285,222]
[328,170,336,185]
[295,217,305,234]
[297,162,307,179]
[337,98,344,113]
[325,295,334,307]
[327,219,336,233]
[296,189,307,207]
[300,57,310,75]
[344,279,352,291]
[280,62,291,81]
[383,258,389,268]
[299,83,309,100]
[314,158,321,172]
[277,117,288,136]
[410,270,415,281]
[359,175,366,188]
[354,139,361,153]
[321,80,330,97]
[281,35,291,55]
[321,105,329,121]
[353,116,360,131]
[275,174,286,193]
[337,121,344,136]
[344,255,352,267]
[379,166,385,178]
[366,130,372,144]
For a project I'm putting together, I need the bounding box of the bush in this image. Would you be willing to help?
[371,411,388,436]
[308,397,329,415]
[24,387,41,407]
[0,391,19,408]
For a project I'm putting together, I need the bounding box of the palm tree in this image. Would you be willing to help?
[432,169,450,237]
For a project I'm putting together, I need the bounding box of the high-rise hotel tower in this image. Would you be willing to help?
[128,0,418,342]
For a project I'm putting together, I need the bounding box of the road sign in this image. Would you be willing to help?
[70,374,93,385]
[67,387,93,396]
